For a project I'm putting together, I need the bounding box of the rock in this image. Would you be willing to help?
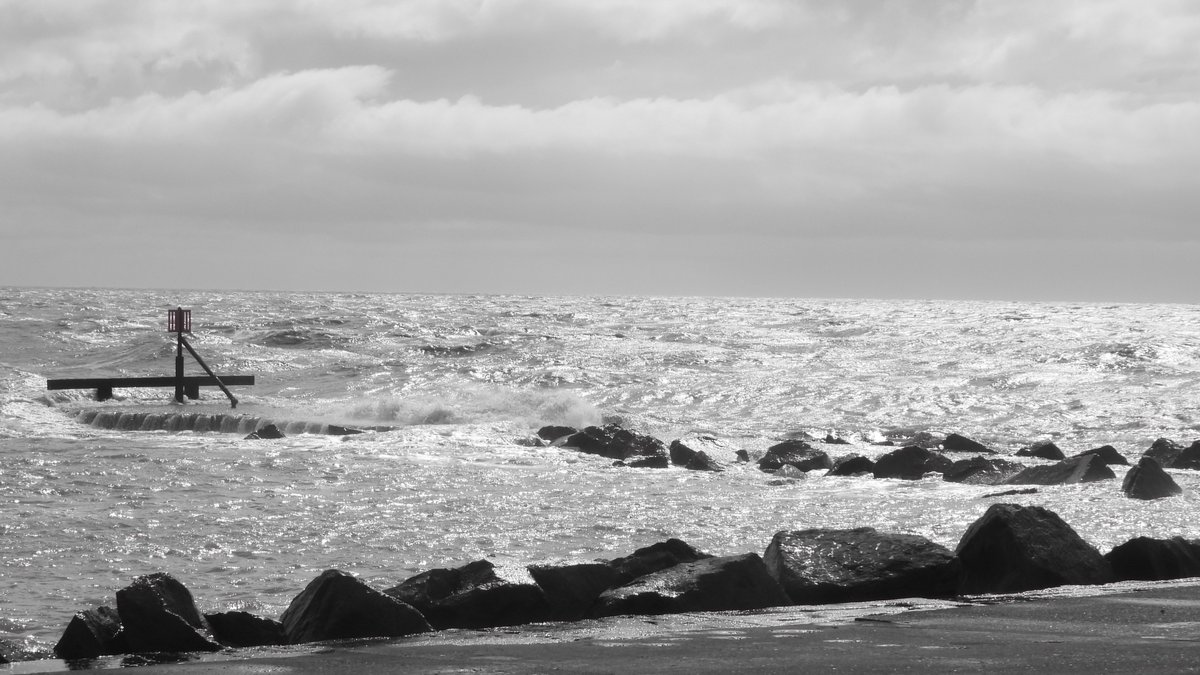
[1105,537,1200,581]
[883,429,940,448]
[54,606,123,660]
[822,434,851,445]
[771,464,808,480]
[205,611,287,648]
[979,487,1038,498]
[668,438,725,472]
[1144,438,1185,467]
[1004,454,1116,486]
[115,573,221,654]
[941,433,995,454]
[282,569,431,644]
[872,446,953,480]
[1171,441,1200,470]
[757,440,832,473]
[682,450,723,472]
[1121,457,1183,500]
[955,503,1112,594]
[245,423,285,440]
[527,563,619,622]
[827,455,874,477]
[562,425,668,462]
[536,425,577,442]
[762,528,961,605]
[1072,445,1129,466]
[942,456,1024,485]
[387,561,550,630]
[1015,441,1065,461]
[627,454,670,469]
[607,539,712,586]
[592,554,791,617]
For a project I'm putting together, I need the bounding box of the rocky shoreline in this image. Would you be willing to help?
[8,424,1198,667]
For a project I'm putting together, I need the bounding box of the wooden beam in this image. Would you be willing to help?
[47,376,255,390]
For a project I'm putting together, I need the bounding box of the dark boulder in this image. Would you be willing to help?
[1144,438,1185,467]
[955,503,1112,594]
[942,433,995,454]
[387,561,550,630]
[822,434,851,445]
[942,456,1024,485]
[1171,441,1200,470]
[282,569,431,644]
[527,563,619,622]
[54,606,123,660]
[592,554,790,617]
[1004,454,1115,486]
[562,425,667,462]
[607,539,712,586]
[758,440,832,473]
[1105,537,1200,581]
[668,439,725,472]
[827,455,875,477]
[1072,445,1129,466]
[1121,457,1182,500]
[115,573,220,655]
[205,611,287,648]
[536,425,577,442]
[1016,441,1065,461]
[872,446,953,480]
[245,423,285,440]
[762,528,961,605]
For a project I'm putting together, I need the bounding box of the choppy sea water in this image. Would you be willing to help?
[2,287,1199,660]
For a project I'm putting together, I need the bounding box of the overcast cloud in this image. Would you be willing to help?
[2,0,1198,301]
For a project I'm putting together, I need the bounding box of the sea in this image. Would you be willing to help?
[2,287,1199,662]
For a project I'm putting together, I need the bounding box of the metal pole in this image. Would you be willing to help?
[175,332,185,403]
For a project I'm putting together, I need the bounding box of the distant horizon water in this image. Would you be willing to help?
[1,286,1198,660]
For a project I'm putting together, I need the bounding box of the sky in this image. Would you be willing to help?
[1,0,1198,302]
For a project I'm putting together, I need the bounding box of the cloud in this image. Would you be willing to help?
[2,0,1199,299]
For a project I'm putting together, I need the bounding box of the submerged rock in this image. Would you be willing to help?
[955,503,1112,594]
[757,440,832,473]
[827,455,874,477]
[282,569,431,644]
[536,425,577,443]
[1121,457,1182,500]
[1144,438,1186,467]
[942,456,1024,485]
[1105,537,1200,581]
[245,423,284,440]
[1015,441,1065,461]
[54,606,123,660]
[1072,445,1129,466]
[592,554,790,617]
[872,446,952,480]
[1004,454,1115,486]
[1171,441,1200,470]
[762,528,961,605]
[941,433,995,454]
[668,437,726,472]
[562,425,668,462]
[115,573,221,655]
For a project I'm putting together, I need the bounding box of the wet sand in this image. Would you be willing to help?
[111,582,1200,674]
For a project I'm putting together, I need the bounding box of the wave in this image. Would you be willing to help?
[341,386,601,429]
[74,410,378,436]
